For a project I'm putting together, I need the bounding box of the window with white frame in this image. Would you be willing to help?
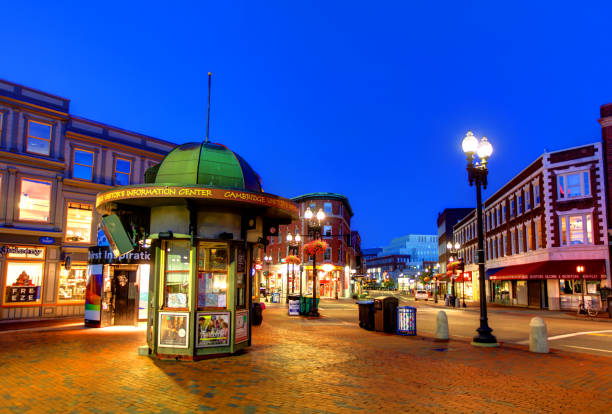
[496,208,500,227]
[509,198,515,217]
[510,230,516,255]
[497,237,502,258]
[559,213,593,245]
[502,233,507,256]
[536,219,542,249]
[502,204,506,223]
[534,183,540,205]
[517,194,523,215]
[557,171,590,200]
[526,223,533,251]
[525,188,531,211]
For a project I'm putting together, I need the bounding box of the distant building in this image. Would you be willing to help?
[437,208,473,274]
[381,234,438,275]
[364,254,411,282]
[266,192,359,299]
[0,78,176,321]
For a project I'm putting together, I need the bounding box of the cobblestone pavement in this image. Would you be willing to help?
[0,303,611,413]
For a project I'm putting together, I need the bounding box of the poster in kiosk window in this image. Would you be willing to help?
[100,214,134,257]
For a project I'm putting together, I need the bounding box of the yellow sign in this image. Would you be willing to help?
[96,185,298,214]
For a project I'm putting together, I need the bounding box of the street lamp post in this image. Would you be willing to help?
[462,130,498,347]
[304,207,325,317]
[264,255,272,300]
[434,263,440,303]
[577,265,586,314]
[446,241,461,307]
[286,232,301,302]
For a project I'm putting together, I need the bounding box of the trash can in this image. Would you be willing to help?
[397,306,416,336]
[447,295,455,307]
[288,295,300,316]
[252,302,263,326]
[374,296,399,333]
[300,296,319,315]
[357,300,375,330]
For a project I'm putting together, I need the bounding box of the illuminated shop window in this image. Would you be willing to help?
[4,261,43,303]
[26,120,52,155]
[559,214,593,245]
[164,240,191,308]
[19,178,51,222]
[73,149,94,181]
[197,242,228,308]
[558,171,590,200]
[58,265,87,301]
[115,158,131,185]
[65,203,93,243]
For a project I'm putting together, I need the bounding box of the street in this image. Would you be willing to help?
[326,292,612,357]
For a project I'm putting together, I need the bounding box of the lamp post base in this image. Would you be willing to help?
[471,327,498,347]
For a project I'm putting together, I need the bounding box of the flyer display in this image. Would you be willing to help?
[235,310,249,343]
[158,312,189,348]
[197,312,231,348]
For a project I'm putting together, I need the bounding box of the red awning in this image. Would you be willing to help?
[487,259,606,281]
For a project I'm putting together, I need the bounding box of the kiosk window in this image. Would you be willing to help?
[197,242,228,308]
[164,240,191,308]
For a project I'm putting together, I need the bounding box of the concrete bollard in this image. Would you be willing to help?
[435,310,449,341]
[529,317,549,353]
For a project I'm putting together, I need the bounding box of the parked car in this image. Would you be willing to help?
[415,290,429,301]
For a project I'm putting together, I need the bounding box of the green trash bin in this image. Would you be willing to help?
[299,296,319,315]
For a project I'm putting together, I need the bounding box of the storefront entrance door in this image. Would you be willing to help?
[113,270,137,325]
[528,280,541,308]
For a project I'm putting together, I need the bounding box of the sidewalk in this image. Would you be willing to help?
[0,316,84,333]
[0,305,611,413]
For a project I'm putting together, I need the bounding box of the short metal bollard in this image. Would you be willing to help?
[397,306,416,336]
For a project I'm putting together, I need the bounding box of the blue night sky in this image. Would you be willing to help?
[2,1,612,248]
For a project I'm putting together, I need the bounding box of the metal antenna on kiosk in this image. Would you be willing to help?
[205,72,212,144]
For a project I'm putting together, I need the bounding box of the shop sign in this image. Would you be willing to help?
[87,246,151,264]
[39,237,55,245]
[0,245,45,259]
[96,185,298,215]
[6,286,40,302]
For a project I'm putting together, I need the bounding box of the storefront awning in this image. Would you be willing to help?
[486,259,606,281]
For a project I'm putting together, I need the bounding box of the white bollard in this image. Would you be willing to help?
[529,317,549,353]
[435,310,449,341]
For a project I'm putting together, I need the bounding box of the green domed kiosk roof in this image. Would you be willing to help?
[152,142,263,192]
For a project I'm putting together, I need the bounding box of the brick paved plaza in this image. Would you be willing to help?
[0,302,611,413]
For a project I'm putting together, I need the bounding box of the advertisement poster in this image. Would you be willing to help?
[197,312,230,348]
[158,312,189,348]
[235,310,249,343]
[84,264,103,323]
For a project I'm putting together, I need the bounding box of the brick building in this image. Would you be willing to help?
[0,79,175,321]
[265,193,358,300]
[437,208,473,274]
[453,142,609,310]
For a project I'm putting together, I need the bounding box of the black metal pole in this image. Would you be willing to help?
[472,174,498,346]
[311,250,318,316]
